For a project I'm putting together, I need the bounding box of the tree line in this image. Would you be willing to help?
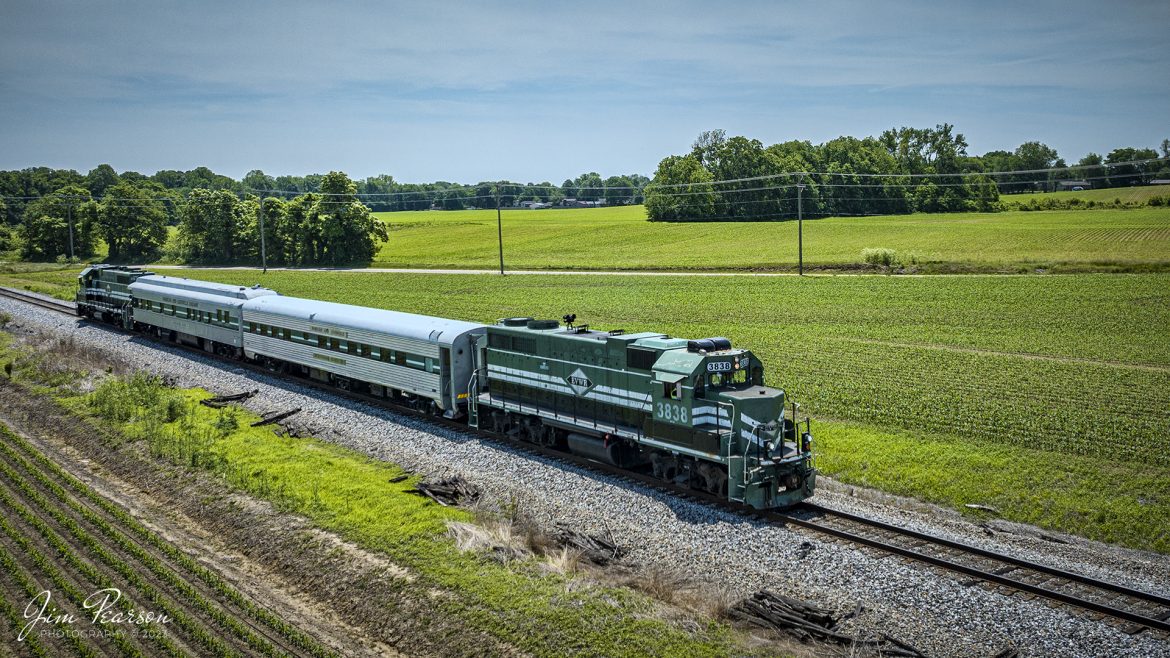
[250,171,650,211]
[2,127,1167,260]
[644,128,1170,221]
[1,171,388,266]
[0,165,645,263]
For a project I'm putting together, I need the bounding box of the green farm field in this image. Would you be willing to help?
[5,267,1169,551]
[1015,185,1170,204]
[371,205,1170,272]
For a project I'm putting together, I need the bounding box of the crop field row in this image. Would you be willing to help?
[0,423,335,657]
[778,339,1169,463]
[1067,227,1170,244]
[369,206,1170,271]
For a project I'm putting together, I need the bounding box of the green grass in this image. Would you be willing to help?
[4,268,1169,552]
[1014,185,1169,204]
[816,421,1170,552]
[370,205,1170,272]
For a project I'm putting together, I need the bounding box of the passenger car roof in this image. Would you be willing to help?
[242,295,486,345]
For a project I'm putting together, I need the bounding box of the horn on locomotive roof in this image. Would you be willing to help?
[562,313,577,328]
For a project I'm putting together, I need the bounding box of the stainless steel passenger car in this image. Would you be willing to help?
[128,275,278,355]
[239,295,486,416]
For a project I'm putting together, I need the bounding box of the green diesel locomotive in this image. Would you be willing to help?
[471,316,815,508]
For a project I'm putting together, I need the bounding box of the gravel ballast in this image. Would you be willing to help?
[3,296,1168,658]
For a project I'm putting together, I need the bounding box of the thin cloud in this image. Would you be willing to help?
[0,0,1166,181]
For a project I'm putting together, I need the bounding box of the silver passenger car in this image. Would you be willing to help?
[240,295,486,416]
[129,275,278,354]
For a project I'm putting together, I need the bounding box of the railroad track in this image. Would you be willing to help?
[0,286,78,314]
[5,288,1170,636]
[783,503,1170,636]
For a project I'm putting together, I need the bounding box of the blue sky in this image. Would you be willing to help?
[1,0,1166,183]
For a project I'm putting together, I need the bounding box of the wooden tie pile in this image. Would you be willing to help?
[729,591,929,657]
[250,407,302,427]
[199,389,259,408]
[553,523,626,565]
[407,476,481,507]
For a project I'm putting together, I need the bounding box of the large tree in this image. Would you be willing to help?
[85,164,120,197]
[19,185,98,260]
[1105,147,1160,186]
[690,129,727,170]
[644,155,716,221]
[879,124,968,175]
[706,136,789,219]
[242,169,276,194]
[316,171,387,265]
[176,188,247,263]
[97,182,168,261]
[817,136,909,216]
[603,175,633,205]
[571,172,604,201]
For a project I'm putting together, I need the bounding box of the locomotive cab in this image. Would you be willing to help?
[655,343,815,508]
[75,264,152,327]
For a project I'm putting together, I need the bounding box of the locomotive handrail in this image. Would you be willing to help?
[716,399,746,502]
[466,371,479,422]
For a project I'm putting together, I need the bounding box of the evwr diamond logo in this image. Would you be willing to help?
[565,368,594,396]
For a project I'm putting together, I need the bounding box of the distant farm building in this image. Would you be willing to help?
[1056,180,1092,191]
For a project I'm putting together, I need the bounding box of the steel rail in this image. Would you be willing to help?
[778,505,1170,633]
[800,502,1170,607]
[0,287,78,314]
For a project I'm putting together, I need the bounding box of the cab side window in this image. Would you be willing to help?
[664,381,680,399]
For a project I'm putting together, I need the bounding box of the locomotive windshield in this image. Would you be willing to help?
[708,369,748,388]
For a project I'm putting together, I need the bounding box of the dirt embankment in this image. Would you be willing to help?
[0,381,526,657]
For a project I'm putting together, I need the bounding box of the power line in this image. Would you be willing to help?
[0,156,1164,204]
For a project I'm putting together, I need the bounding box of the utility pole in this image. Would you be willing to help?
[797,177,805,276]
[67,201,75,261]
[496,183,504,275]
[258,197,268,273]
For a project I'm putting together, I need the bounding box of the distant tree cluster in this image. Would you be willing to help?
[256,172,388,267]
[644,128,1170,221]
[176,172,387,266]
[238,170,647,211]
